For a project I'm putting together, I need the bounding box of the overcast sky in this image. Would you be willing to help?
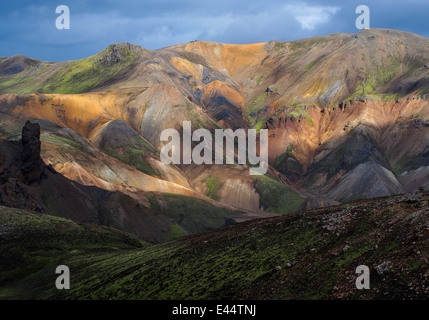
[1,0,428,61]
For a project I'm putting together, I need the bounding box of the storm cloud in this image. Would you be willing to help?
[1,0,428,61]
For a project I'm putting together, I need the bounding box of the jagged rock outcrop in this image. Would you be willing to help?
[0,121,172,242]
[98,43,143,65]
[20,121,44,184]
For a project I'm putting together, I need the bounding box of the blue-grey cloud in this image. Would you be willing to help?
[0,0,428,61]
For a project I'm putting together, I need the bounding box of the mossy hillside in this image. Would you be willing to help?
[1,206,323,300]
[303,56,324,73]
[146,193,188,240]
[93,120,160,177]
[246,92,271,132]
[0,120,29,140]
[273,146,304,180]
[287,35,334,52]
[273,146,294,169]
[102,139,160,177]
[42,45,141,94]
[0,63,50,94]
[376,56,401,86]
[274,103,314,127]
[160,193,235,235]
[256,72,264,86]
[169,223,188,239]
[345,56,403,102]
[392,152,429,177]
[204,176,223,200]
[252,174,305,214]
[40,131,97,165]
[42,133,87,151]
[304,145,354,189]
[0,206,145,288]
[2,192,426,300]
[146,192,237,237]
[343,71,377,102]
[272,41,287,52]
[61,221,321,300]
[184,99,221,130]
[286,105,314,127]
[0,44,142,94]
[247,92,267,120]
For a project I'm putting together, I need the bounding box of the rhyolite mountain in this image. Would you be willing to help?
[1,28,429,240]
[0,121,243,243]
[1,28,429,301]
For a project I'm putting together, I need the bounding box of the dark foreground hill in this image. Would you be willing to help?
[1,190,428,300]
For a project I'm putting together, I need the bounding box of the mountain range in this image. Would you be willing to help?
[1,28,429,299]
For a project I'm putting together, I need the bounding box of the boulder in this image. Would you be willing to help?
[375,261,393,275]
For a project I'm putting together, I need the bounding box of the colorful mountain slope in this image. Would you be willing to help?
[1,28,429,231]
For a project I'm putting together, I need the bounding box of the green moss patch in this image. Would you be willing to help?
[252,174,305,214]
